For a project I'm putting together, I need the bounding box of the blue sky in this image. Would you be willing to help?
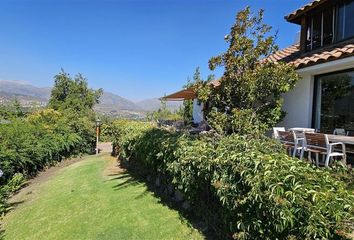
[0,0,309,101]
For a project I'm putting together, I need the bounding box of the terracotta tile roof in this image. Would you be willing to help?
[268,42,354,69]
[285,0,329,24]
[165,41,354,100]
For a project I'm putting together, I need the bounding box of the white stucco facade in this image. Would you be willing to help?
[280,56,354,129]
[280,73,314,129]
[192,99,204,124]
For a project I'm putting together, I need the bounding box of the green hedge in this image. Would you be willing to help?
[112,120,354,239]
[0,109,95,214]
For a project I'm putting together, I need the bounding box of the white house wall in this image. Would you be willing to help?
[280,56,354,129]
[280,74,314,128]
[192,99,204,124]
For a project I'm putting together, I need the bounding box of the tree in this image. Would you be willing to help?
[48,70,103,152]
[182,67,215,125]
[48,70,103,114]
[147,97,182,122]
[0,99,25,120]
[12,99,25,118]
[200,7,299,135]
[181,68,201,125]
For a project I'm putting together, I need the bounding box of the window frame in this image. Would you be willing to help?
[306,6,335,51]
[311,68,354,131]
[305,0,354,52]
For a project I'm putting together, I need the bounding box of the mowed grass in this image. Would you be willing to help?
[2,154,204,240]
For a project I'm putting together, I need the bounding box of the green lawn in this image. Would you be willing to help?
[2,154,204,240]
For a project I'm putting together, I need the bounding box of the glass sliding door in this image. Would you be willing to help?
[314,70,354,133]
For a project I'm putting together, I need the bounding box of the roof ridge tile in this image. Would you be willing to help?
[268,42,354,69]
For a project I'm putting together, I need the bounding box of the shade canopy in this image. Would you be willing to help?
[162,79,221,101]
[163,88,196,101]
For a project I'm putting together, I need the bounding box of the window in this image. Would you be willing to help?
[322,8,334,45]
[312,12,322,49]
[336,0,354,41]
[314,70,354,133]
[306,9,334,51]
[305,0,354,51]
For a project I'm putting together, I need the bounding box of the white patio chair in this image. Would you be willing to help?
[273,127,285,140]
[346,130,354,136]
[307,128,316,133]
[298,130,316,160]
[277,131,293,156]
[333,128,346,136]
[303,133,346,167]
[278,131,303,158]
[291,131,304,158]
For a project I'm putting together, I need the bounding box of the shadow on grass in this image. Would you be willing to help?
[109,158,219,240]
[112,177,141,191]
[6,200,25,211]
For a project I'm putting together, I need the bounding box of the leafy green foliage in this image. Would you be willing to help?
[0,71,102,215]
[0,109,83,180]
[207,108,267,136]
[0,173,25,214]
[112,121,354,239]
[181,67,215,125]
[146,98,182,122]
[0,108,85,214]
[48,70,102,152]
[49,70,102,114]
[0,100,26,120]
[200,7,299,135]
[180,99,193,125]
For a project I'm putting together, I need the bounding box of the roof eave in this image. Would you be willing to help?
[285,0,329,25]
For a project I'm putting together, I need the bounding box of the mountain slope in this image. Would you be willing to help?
[0,80,51,100]
[97,91,140,111]
[0,80,179,115]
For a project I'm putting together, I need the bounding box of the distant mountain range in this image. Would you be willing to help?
[0,80,181,118]
[135,98,182,112]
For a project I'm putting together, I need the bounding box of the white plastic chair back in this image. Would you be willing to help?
[333,128,346,136]
[347,130,354,136]
[273,127,285,139]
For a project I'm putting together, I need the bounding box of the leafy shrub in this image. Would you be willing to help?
[111,119,153,157]
[0,108,94,215]
[0,71,100,216]
[0,173,25,214]
[0,110,84,180]
[112,121,354,239]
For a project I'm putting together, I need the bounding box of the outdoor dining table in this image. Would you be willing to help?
[289,127,315,133]
[327,134,354,154]
[289,127,354,154]
[327,134,354,145]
